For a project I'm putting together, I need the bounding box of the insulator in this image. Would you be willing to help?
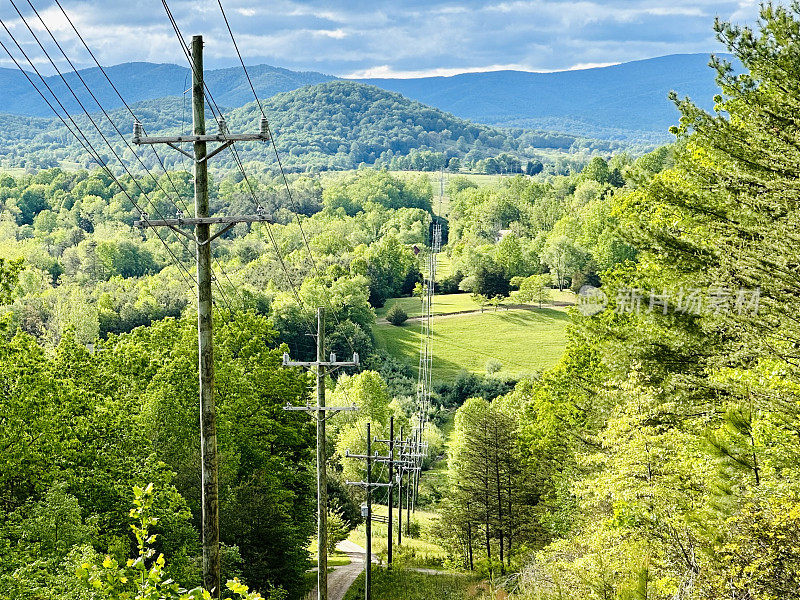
[218,117,228,135]
[140,211,149,222]
[133,121,143,140]
[260,116,269,137]
[176,210,184,219]
[329,353,336,363]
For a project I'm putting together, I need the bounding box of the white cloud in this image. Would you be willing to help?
[314,28,348,39]
[0,0,751,76]
[345,60,621,78]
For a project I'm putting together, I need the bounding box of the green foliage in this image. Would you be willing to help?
[484,359,502,374]
[325,509,351,555]
[342,567,480,600]
[504,6,800,599]
[322,169,432,215]
[385,303,408,326]
[77,483,269,600]
[514,274,552,307]
[0,256,23,304]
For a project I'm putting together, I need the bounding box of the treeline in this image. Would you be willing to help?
[437,151,646,305]
[0,168,435,347]
[436,6,800,599]
[0,164,453,597]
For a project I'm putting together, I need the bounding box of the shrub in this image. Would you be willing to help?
[485,358,502,374]
[326,509,351,554]
[386,304,408,326]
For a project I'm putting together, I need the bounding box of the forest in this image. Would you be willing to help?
[1,3,800,600]
[0,81,634,174]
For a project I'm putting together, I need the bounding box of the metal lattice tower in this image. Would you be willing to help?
[412,171,444,507]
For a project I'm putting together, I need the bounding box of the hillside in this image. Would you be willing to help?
[0,81,624,172]
[0,62,334,117]
[360,54,728,140]
[0,54,729,144]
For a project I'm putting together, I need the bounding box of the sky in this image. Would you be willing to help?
[0,0,762,78]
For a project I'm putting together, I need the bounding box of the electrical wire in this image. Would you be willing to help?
[0,35,197,292]
[2,4,210,302]
[161,0,318,349]
[215,0,359,360]
[46,0,239,312]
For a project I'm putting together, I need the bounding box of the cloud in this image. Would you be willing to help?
[345,60,621,78]
[0,0,756,77]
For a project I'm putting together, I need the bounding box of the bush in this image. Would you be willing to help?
[386,304,408,326]
[326,509,351,554]
[485,358,502,374]
[438,270,464,294]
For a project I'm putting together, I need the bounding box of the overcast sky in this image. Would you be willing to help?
[0,0,762,77]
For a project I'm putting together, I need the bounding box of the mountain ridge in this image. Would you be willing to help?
[0,54,727,141]
[0,80,625,173]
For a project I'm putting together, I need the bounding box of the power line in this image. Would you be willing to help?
[3,3,209,301]
[160,0,317,343]
[215,0,358,359]
[0,26,197,293]
[46,0,239,312]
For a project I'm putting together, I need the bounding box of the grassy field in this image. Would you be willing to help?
[343,568,484,600]
[307,543,352,568]
[376,291,575,320]
[374,307,570,381]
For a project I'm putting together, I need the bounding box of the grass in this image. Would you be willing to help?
[307,543,352,568]
[376,291,576,320]
[374,307,570,381]
[347,504,448,569]
[376,293,479,319]
[343,568,484,600]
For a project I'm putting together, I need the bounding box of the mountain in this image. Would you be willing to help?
[0,81,624,173]
[359,54,727,139]
[0,62,334,117]
[0,54,726,143]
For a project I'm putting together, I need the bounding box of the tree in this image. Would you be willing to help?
[386,303,408,326]
[542,235,585,291]
[525,160,543,176]
[515,274,552,308]
[0,257,23,304]
[472,263,510,298]
[446,397,522,573]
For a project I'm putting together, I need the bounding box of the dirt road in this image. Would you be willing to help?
[307,540,372,600]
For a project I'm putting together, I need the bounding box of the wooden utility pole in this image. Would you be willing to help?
[132,35,272,597]
[374,416,395,566]
[283,307,359,600]
[346,422,391,600]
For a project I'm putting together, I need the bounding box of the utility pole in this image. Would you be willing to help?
[132,35,272,597]
[283,307,359,600]
[396,427,405,547]
[346,422,391,600]
[374,416,395,567]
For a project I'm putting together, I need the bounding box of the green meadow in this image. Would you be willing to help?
[374,307,570,381]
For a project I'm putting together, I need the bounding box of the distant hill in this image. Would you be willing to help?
[0,62,334,117]
[359,54,728,140]
[0,54,729,144]
[0,81,624,172]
